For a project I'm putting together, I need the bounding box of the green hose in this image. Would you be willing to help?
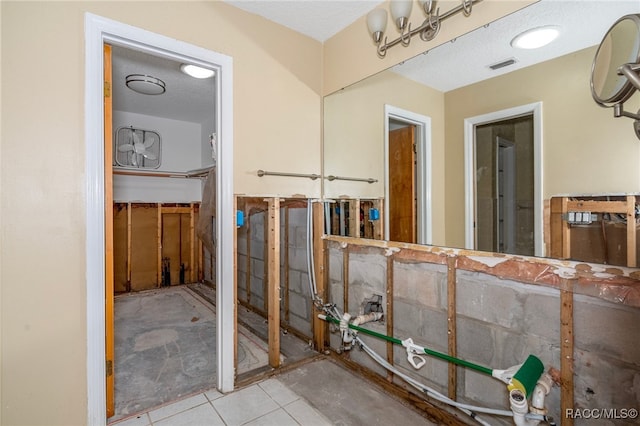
[319,314,494,376]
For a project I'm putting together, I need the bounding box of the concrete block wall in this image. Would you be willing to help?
[236,203,313,339]
[283,206,313,337]
[326,240,640,425]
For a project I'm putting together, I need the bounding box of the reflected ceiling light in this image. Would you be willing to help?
[511,26,560,49]
[180,64,215,79]
[125,74,166,95]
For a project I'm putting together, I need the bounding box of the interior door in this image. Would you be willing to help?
[104,43,115,418]
[388,126,416,243]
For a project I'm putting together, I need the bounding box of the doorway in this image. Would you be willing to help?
[384,105,432,245]
[85,13,234,424]
[464,102,543,256]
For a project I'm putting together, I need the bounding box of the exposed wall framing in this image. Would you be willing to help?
[235,196,317,363]
[325,235,640,425]
[113,202,202,292]
[550,195,639,267]
[327,198,384,239]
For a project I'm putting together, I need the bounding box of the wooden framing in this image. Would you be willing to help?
[266,198,281,368]
[320,236,629,425]
[386,254,394,383]
[113,202,202,291]
[550,195,638,267]
[326,198,384,240]
[343,248,350,315]
[348,199,360,237]
[126,203,132,292]
[284,206,290,323]
[446,256,457,400]
[560,279,575,426]
[312,201,327,351]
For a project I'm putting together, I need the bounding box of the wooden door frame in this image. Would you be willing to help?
[384,105,432,245]
[85,13,235,425]
[463,102,543,256]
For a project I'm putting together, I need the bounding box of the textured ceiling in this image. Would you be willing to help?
[392,0,640,92]
[111,0,640,125]
[223,0,384,42]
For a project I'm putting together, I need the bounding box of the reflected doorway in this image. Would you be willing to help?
[475,118,534,255]
[384,105,432,245]
[464,102,543,257]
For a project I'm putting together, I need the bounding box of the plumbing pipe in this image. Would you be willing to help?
[530,372,554,415]
[351,311,383,326]
[321,310,553,426]
[319,313,493,375]
[341,312,383,349]
[510,389,541,426]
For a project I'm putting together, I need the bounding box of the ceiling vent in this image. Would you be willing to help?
[489,58,518,71]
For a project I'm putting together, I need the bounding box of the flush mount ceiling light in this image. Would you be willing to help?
[511,26,560,49]
[180,64,215,79]
[125,74,166,95]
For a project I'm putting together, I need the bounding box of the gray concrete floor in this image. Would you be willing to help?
[111,285,437,425]
[112,286,270,421]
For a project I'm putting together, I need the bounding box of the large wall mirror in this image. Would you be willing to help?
[323,0,640,260]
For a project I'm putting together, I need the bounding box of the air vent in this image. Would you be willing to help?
[489,58,517,70]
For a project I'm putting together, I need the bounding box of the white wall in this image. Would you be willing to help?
[113,110,204,202]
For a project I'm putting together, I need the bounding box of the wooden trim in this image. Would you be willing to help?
[386,255,394,383]
[103,43,115,418]
[267,198,281,368]
[446,257,457,400]
[560,279,574,426]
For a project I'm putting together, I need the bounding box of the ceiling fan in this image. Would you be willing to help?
[114,126,161,169]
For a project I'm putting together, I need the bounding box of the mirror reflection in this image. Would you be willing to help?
[591,13,640,105]
[323,0,640,262]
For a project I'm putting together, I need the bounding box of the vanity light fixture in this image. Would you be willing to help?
[125,74,166,95]
[511,26,560,49]
[367,0,479,58]
[180,64,215,79]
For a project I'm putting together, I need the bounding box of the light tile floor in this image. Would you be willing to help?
[111,378,332,426]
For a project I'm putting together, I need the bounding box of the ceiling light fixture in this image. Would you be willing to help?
[367,0,479,58]
[511,26,560,49]
[180,64,215,79]
[125,74,166,95]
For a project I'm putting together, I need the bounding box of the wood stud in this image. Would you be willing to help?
[312,201,327,352]
[267,197,281,368]
[560,279,575,426]
[446,256,457,400]
[386,254,394,383]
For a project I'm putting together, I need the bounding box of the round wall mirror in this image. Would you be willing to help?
[591,13,640,106]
